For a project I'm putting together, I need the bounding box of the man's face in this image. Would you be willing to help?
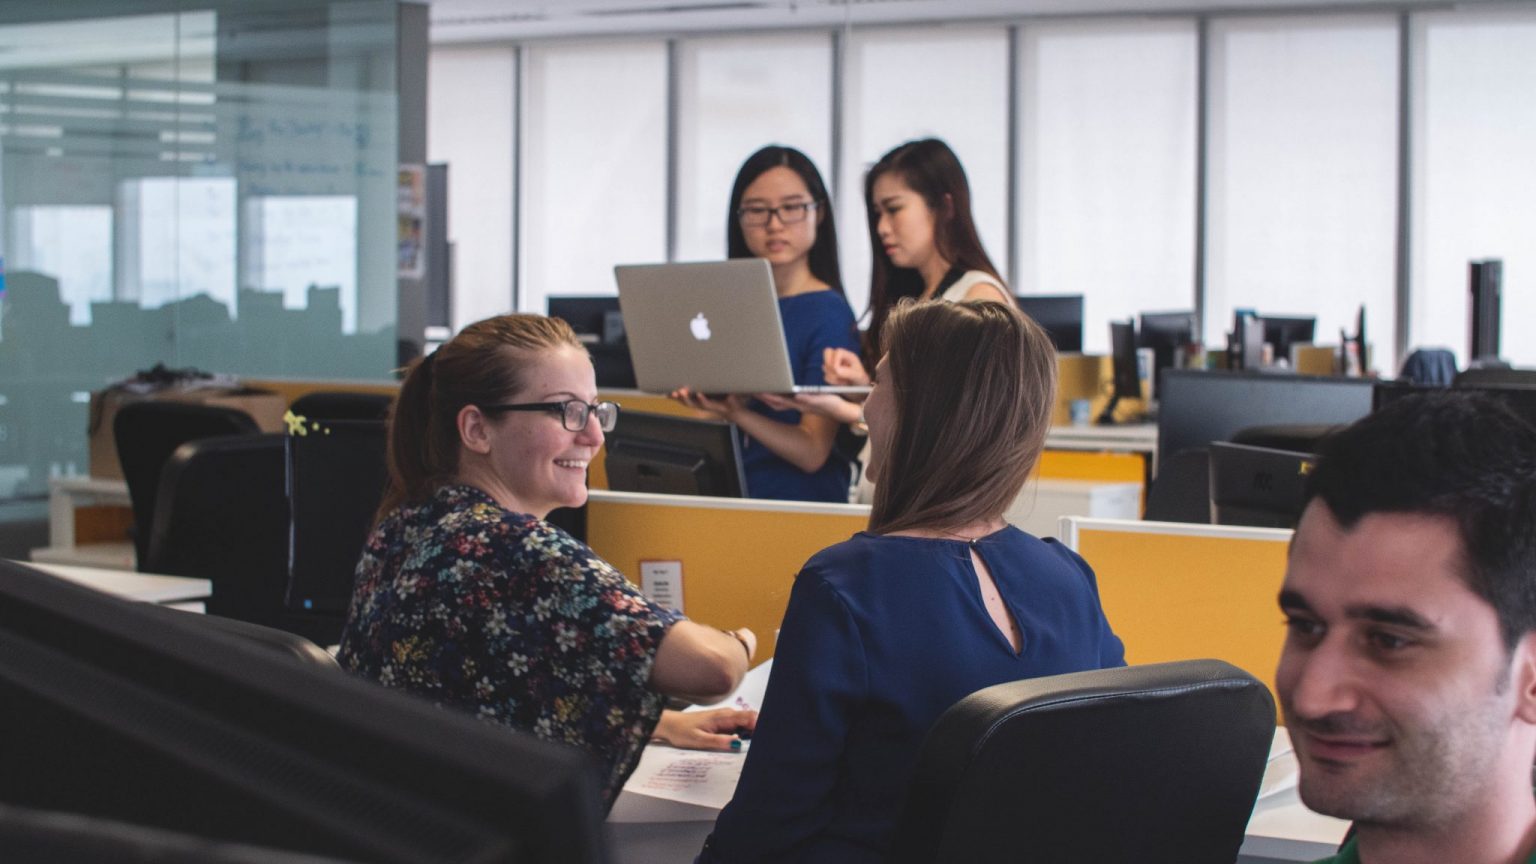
[1276,501,1532,829]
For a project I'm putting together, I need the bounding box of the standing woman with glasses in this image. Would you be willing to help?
[339,314,760,812]
[671,145,860,503]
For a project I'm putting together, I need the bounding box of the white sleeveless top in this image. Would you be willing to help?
[939,269,1008,304]
[851,270,1009,503]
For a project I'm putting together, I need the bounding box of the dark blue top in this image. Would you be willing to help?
[700,526,1125,863]
[742,290,859,503]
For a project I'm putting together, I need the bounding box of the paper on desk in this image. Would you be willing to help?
[684,658,773,714]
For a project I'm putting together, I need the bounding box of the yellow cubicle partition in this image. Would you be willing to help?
[1062,516,1291,715]
[586,490,869,662]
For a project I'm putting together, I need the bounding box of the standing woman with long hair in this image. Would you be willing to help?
[823,137,1011,388]
[671,145,860,503]
[698,300,1123,863]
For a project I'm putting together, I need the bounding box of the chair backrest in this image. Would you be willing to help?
[285,419,389,628]
[288,391,394,422]
[113,401,260,568]
[146,434,289,629]
[140,604,339,670]
[890,659,1275,864]
[1143,446,1211,524]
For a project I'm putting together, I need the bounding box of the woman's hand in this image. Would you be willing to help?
[652,707,759,752]
[822,347,870,387]
[670,386,746,422]
[755,392,863,425]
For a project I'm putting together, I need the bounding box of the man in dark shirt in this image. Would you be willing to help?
[1276,391,1536,864]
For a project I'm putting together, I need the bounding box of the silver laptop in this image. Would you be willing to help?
[614,259,871,395]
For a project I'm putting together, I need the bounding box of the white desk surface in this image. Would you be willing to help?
[16,560,212,605]
[1045,422,1158,453]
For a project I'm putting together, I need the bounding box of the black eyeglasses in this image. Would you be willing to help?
[736,200,820,227]
[479,400,620,432]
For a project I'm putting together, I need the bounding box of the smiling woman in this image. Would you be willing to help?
[336,313,761,811]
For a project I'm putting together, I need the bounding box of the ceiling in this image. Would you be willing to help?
[427,0,1490,43]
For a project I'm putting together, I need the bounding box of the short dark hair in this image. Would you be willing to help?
[1304,390,1536,650]
[725,145,843,296]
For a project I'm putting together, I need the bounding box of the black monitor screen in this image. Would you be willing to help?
[1157,369,1375,468]
[1261,315,1317,363]
[0,560,608,864]
[287,419,388,617]
[1015,295,1083,353]
[604,411,746,498]
[547,296,635,388]
[1108,320,1141,400]
[1208,441,1317,530]
[547,295,623,343]
[1137,310,1197,384]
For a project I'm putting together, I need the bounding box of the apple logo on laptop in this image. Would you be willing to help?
[690,312,712,341]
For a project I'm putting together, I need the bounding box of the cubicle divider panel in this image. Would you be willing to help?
[1062,517,1292,716]
[1036,450,1146,485]
[586,490,869,662]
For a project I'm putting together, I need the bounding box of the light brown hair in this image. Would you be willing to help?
[868,299,1057,535]
[378,314,584,519]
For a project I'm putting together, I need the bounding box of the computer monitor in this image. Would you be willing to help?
[1378,378,1536,430]
[1231,313,1266,370]
[1098,320,1141,425]
[547,295,635,388]
[1470,259,1502,363]
[0,560,607,863]
[1015,294,1084,353]
[603,410,747,497]
[286,418,388,619]
[1208,441,1317,529]
[1157,369,1375,468]
[1260,315,1316,365]
[1137,311,1197,387]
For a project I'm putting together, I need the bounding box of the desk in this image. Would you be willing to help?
[607,726,1348,863]
[17,560,211,609]
[32,476,135,569]
[1045,422,1157,455]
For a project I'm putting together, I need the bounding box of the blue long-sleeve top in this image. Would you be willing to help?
[740,290,859,503]
[699,526,1125,863]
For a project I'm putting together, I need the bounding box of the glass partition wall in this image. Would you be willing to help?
[0,1,398,503]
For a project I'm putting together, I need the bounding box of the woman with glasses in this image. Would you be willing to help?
[698,300,1123,863]
[338,313,759,811]
[671,145,859,503]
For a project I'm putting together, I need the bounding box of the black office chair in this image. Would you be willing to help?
[139,603,339,670]
[145,434,289,630]
[288,391,394,422]
[890,659,1275,864]
[113,401,260,568]
[1143,446,1211,524]
[1230,423,1340,455]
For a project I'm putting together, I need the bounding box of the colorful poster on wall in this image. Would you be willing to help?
[397,164,426,280]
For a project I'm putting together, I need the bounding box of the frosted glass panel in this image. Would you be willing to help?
[429,45,515,331]
[1411,9,1536,367]
[243,195,358,329]
[676,34,832,264]
[839,27,1010,320]
[9,206,113,326]
[521,41,667,313]
[1207,16,1399,367]
[1017,21,1198,354]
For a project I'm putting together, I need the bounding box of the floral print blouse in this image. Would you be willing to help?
[337,484,682,808]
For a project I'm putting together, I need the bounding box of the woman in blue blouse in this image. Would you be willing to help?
[671,145,860,503]
[698,300,1126,863]
[338,314,759,810]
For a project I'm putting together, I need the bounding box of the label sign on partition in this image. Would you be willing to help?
[639,560,684,614]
